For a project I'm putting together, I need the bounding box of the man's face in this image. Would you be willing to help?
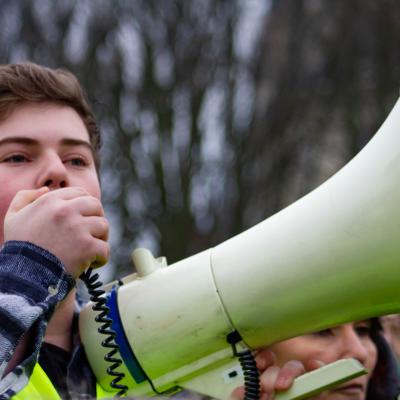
[0,102,101,244]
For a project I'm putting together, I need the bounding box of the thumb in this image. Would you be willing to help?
[8,187,50,212]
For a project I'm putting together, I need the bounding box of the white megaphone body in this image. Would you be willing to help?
[80,98,400,398]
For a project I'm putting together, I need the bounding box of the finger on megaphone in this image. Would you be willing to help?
[260,365,280,396]
[77,248,109,276]
[304,359,325,371]
[274,360,306,390]
[88,216,109,241]
[8,187,50,212]
[52,186,92,201]
[71,195,105,217]
[256,349,277,371]
[90,240,110,269]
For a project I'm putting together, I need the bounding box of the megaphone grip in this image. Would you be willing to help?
[275,359,366,400]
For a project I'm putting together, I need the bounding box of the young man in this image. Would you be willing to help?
[0,62,109,398]
[0,62,302,399]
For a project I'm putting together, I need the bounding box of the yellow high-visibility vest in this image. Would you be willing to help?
[12,363,116,399]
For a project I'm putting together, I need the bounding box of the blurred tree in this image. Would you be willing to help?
[244,0,400,227]
[0,0,399,279]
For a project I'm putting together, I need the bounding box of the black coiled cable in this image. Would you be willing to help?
[228,331,260,400]
[80,268,128,397]
[236,349,260,400]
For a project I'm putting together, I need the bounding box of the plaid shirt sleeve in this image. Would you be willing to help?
[0,241,75,398]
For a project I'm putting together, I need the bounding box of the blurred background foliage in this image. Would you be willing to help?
[1,0,399,279]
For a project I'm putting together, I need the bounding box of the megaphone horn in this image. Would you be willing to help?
[80,98,400,397]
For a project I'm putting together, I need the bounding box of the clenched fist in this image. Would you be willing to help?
[4,187,110,278]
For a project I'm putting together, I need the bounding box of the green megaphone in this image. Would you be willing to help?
[80,98,400,398]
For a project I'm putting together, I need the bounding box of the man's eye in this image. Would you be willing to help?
[3,154,29,163]
[67,157,88,166]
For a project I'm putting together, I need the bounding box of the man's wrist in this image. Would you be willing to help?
[0,240,75,303]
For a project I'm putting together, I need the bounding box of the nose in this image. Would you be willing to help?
[340,327,369,366]
[37,153,69,189]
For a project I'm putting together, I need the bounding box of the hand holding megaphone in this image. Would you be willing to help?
[4,187,109,278]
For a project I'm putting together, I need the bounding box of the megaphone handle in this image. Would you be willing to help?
[274,358,366,400]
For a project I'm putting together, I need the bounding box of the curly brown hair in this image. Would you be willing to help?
[0,62,101,170]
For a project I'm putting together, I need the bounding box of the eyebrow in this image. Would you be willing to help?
[0,136,94,154]
[60,138,95,154]
[0,137,38,147]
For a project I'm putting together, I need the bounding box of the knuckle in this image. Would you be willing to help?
[97,218,109,240]
[53,203,71,220]
[101,217,109,231]
[99,239,109,254]
[91,196,102,208]
[82,235,94,249]
[256,350,276,372]
[282,360,305,378]
[72,186,89,195]
[38,193,53,206]
[84,196,104,216]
